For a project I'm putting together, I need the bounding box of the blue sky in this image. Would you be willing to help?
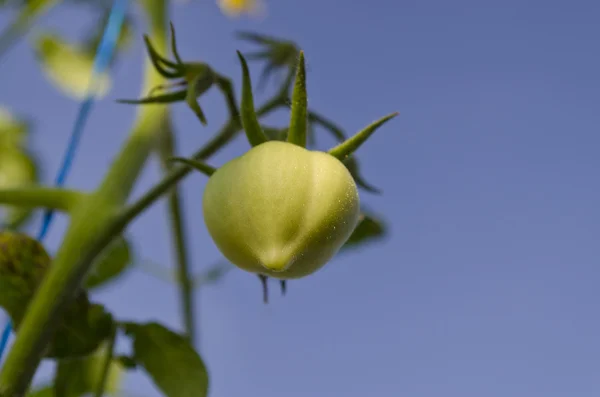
[1,0,600,396]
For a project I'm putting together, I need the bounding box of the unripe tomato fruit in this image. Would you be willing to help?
[203,141,361,279]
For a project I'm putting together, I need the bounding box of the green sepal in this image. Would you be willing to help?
[236,32,300,90]
[328,112,399,160]
[117,89,187,105]
[287,51,307,147]
[237,51,269,146]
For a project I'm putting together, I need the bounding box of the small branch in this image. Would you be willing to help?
[0,187,85,213]
[156,121,197,344]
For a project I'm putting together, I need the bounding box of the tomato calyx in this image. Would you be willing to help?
[117,23,239,126]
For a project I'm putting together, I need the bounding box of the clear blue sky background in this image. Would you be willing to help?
[1,0,600,396]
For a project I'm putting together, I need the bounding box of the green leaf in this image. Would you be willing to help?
[33,32,111,99]
[124,322,209,397]
[0,231,50,325]
[54,343,125,397]
[46,292,115,359]
[0,148,38,228]
[0,232,114,359]
[85,236,132,290]
[342,211,388,251]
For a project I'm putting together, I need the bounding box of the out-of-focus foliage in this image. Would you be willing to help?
[0,107,39,228]
[33,32,112,99]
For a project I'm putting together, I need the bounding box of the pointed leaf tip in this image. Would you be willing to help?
[169,22,184,65]
[237,50,269,146]
[328,112,399,160]
[287,50,308,147]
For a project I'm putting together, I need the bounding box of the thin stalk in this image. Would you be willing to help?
[156,120,196,344]
[93,325,117,397]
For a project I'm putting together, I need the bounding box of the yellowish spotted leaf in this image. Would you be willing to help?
[33,32,111,100]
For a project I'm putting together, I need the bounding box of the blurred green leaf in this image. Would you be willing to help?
[0,107,38,228]
[54,342,124,397]
[236,31,299,90]
[85,236,132,290]
[33,32,111,99]
[0,231,50,325]
[46,291,115,359]
[0,106,29,149]
[0,231,114,359]
[342,211,388,251]
[0,149,38,228]
[124,322,209,397]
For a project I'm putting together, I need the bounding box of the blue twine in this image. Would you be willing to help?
[0,0,129,363]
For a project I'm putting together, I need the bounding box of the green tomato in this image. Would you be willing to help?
[203,141,361,279]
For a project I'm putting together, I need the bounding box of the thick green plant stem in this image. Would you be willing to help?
[156,121,196,344]
[0,187,84,213]
[0,1,170,395]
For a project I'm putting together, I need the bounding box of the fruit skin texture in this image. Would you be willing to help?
[202,140,360,279]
